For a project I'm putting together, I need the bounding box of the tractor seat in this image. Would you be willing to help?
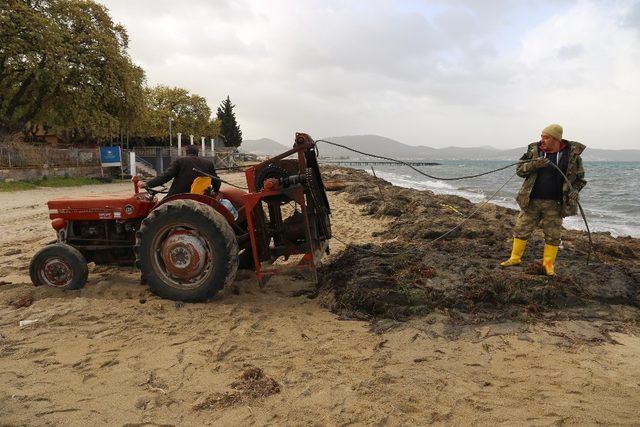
[190,177,212,195]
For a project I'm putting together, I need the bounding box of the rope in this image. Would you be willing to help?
[428,171,517,244]
[192,167,249,190]
[315,139,523,181]
[221,180,249,190]
[317,139,593,264]
[546,162,593,264]
[331,171,518,257]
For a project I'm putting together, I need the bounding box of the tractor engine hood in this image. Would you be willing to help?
[47,194,156,221]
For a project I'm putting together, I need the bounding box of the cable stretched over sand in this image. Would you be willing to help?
[317,139,592,264]
[332,171,518,256]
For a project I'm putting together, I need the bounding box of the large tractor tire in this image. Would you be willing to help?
[135,200,239,302]
[30,243,88,290]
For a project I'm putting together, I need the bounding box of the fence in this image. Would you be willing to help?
[131,146,236,158]
[130,146,243,173]
[131,146,178,158]
[0,146,100,169]
[0,144,247,172]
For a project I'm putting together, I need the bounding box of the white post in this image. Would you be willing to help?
[129,151,136,177]
[190,134,194,145]
[210,138,215,157]
[177,132,182,156]
[201,136,205,156]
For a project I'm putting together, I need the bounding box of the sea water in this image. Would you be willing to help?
[353,160,640,238]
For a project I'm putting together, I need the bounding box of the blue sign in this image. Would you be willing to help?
[100,146,122,167]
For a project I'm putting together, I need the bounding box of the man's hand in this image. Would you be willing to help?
[530,157,550,169]
[138,180,148,189]
[568,189,579,204]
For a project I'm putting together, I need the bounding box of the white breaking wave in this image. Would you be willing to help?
[366,169,638,238]
[370,170,484,203]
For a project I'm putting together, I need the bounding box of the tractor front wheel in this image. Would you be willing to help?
[29,243,88,290]
[136,200,239,302]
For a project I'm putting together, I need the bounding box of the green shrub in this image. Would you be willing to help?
[0,176,104,192]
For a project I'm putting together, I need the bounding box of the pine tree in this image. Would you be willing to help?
[216,96,242,147]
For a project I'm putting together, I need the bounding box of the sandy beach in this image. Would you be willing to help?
[1,170,639,425]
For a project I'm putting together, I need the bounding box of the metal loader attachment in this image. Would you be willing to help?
[243,132,332,286]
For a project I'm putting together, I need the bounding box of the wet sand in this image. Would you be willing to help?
[0,171,639,425]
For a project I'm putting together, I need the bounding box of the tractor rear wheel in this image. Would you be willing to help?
[30,243,88,290]
[136,200,239,302]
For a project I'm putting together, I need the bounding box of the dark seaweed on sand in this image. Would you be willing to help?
[319,167,640,322]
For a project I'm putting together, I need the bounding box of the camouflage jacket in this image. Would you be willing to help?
[515,140,587,217]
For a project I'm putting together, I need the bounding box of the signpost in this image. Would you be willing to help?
[99,146,122,179]
[100,146,122,166]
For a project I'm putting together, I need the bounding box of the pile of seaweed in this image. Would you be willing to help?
[319,167,640,322]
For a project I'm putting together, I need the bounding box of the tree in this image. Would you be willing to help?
[216,96,242,147]
[138,85,216,144]
[208,118,222,139]
[0,0,145,141]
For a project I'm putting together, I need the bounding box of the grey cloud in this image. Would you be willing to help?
[103,0,266,65]
[621,1,640,28]
[557,44,584,60]
[279,11,442,79]
[96,0,640,149]
[103,0,257,22]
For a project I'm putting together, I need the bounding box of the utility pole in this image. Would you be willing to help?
[168,118,173,147]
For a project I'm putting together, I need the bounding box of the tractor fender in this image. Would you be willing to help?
[154,194,235,225]
[218,188,247,210]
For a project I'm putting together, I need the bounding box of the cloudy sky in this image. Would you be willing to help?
[99,0,640,149]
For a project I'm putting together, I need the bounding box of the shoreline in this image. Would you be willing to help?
[353,164,640,239]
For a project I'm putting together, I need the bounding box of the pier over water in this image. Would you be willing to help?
[321,160,440,166]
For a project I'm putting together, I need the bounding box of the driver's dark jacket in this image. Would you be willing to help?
[146,155,219,197]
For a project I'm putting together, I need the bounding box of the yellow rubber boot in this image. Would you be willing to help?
[500,238,527,267]
[542,244,559,276]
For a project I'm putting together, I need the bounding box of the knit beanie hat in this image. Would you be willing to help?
[542,124,563,140]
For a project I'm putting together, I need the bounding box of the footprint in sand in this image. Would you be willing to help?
[98,359,119,368]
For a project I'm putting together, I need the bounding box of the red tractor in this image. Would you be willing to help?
[29,133,332,301]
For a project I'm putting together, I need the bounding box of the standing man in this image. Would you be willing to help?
[500,124,586,276]
[139,145,220,196]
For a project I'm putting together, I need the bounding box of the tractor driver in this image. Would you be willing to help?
[139,145,220,197]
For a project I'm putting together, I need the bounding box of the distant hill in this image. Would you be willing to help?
[314,135,640,162]
[239,134,640,161]
[240,138,289,156]
[316,135,434,158]
[577,148,640,162]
